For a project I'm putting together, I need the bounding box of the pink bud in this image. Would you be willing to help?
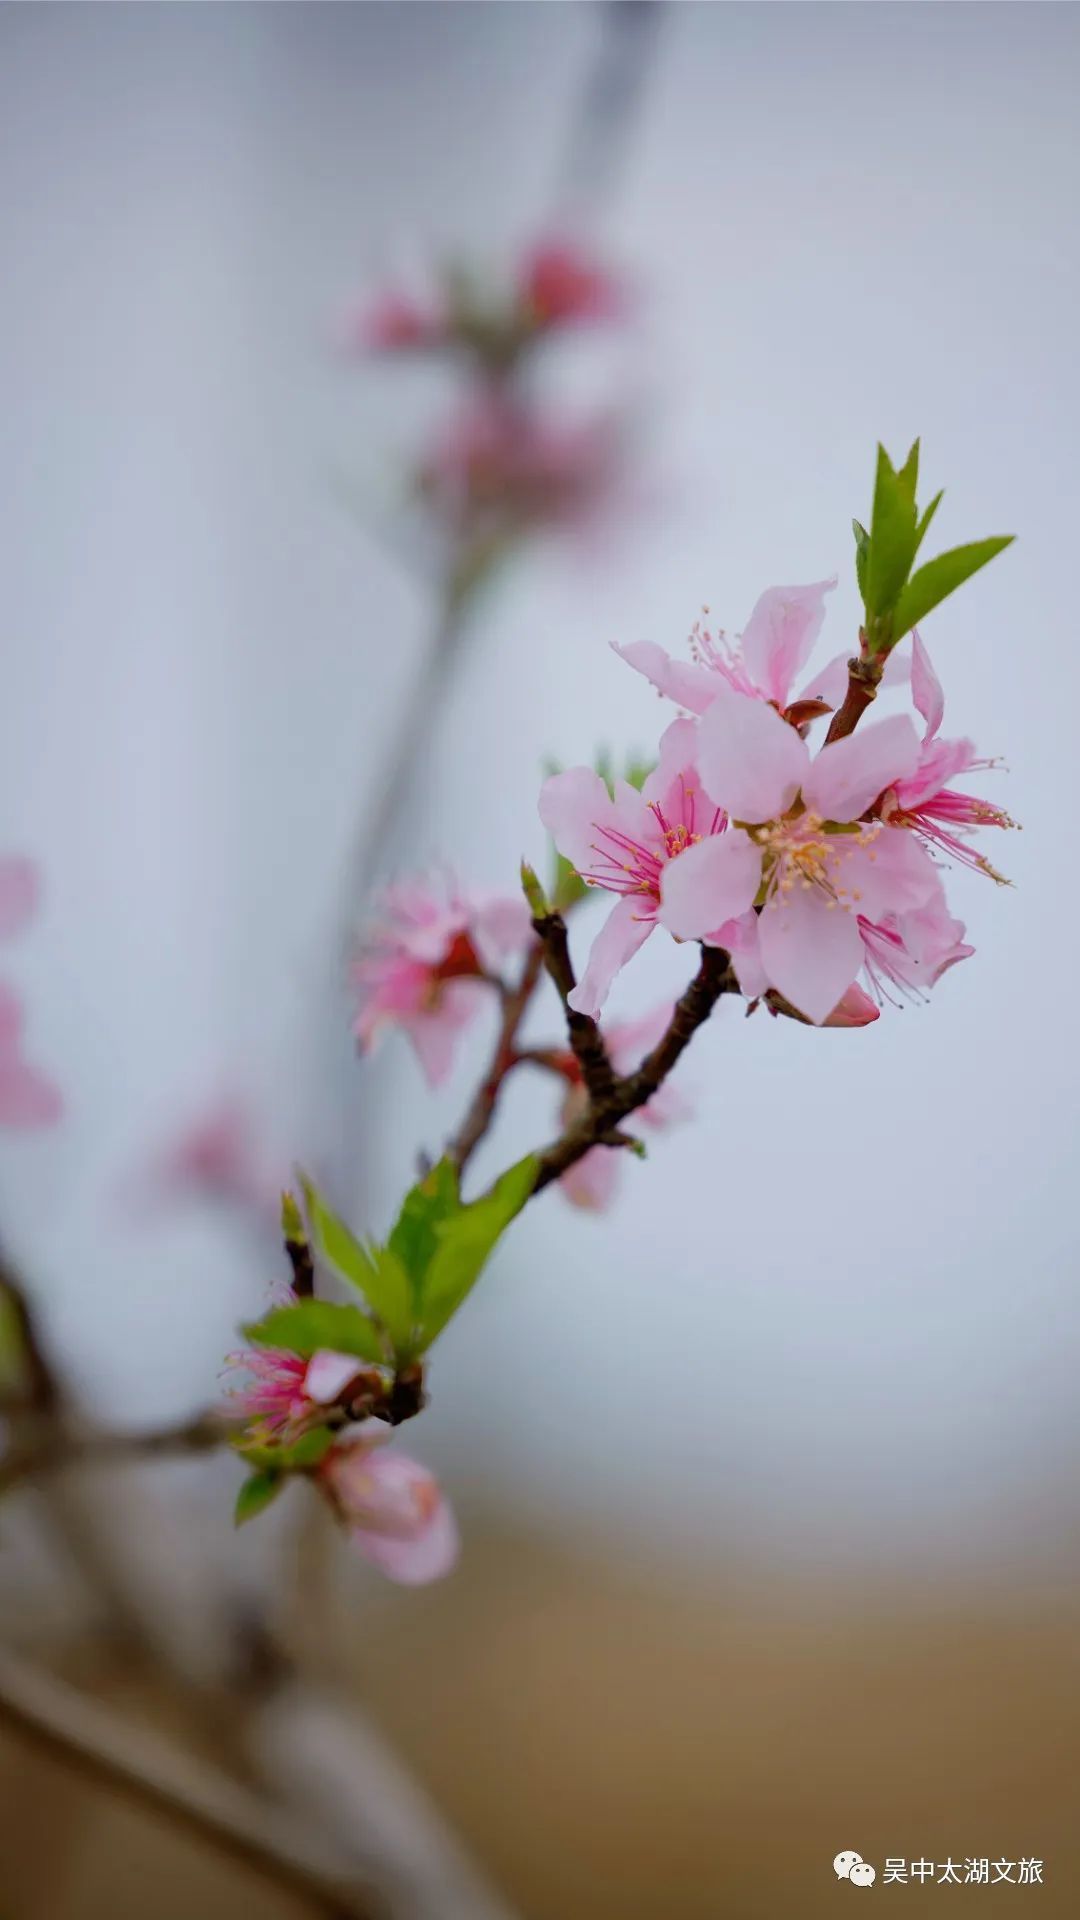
[319,1427,458,1585]
[823,984,881,1028]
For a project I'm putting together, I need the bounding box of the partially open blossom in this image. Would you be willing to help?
[614,580,848,724]
[222,1293,362,1442]
[319,1424,458,1585]
[555,1003,691,1211]
[416,395,622,546]
[660,693,934,1023]
[0,857,61,1128]
[882,632,1016,883]
[352,876,531,1087]
[539,718,730,1018]
[518,237,623,330]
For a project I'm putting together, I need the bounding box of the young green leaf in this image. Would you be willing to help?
[299,1173,380,1295]
[235,1469,283,1527]
[891,536,1014,643]
[852,519,870,602]
[236,1424,339,1473]
[243,1299,385,1363]
[865,443,919,623]
[912,488,943,561]
[896,438,920,502]
[387,1159,461,1297]
[416,1153,539,1348]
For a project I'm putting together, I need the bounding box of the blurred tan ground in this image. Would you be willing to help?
[2,1526,1077,1919]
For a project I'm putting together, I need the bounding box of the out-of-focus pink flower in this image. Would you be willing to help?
[660,693,932,1023]
[518,238,623,330]
[222,1291,361,1441]
[352,876,531,1087]
[416,395,622,543]
[0,857,61,1128]
[138,1096,281,1216]
[319,1424,458,1585]
[539,717,730,1018]
[614,580,848,723]
[347,289,447,354]
[882,632,1016,884]
[0,983,63,1126]
[556,1002,691,1211]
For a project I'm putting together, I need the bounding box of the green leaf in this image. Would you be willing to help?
[243,1300,385,1364]
[234,1470,283,1526]
[520,860,550,919]
[865,443,919,620]
[552,851,587,912]
[912,489,943,560]
[299,1173,380,1295]
[387,1159,461,1292]
[896,438,920,502]
[891,536,1014,642]
[417,1154,538,1348]
[852,519,870,601]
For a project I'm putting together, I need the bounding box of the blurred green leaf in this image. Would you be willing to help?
[892,536,1014,642]
[417,1154,538,1348]
[520,860,551,919]
[234,1470,283,1527]
[551,851,587,913]
[387,1159,460,1298]
[300,1173,380,1293]
[852,519,870,601]
[243,1300,384,1364]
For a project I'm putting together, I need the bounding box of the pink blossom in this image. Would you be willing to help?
[416,395,621,543]
[518,238,623,329]
[0,857,61,1128]
[556,1003,690,1211]
[352,876,531,1087]
[539,718,731,1018]
[660,693,934,1023]
[347,289,446,354]
[140,1096,280,1215]
[319,1424,458,1585]
[822,982,881,1027]
[857,882,975,1007]
[882,633,1016,884]
[614,580,848,723]
[222,1293,362,1441]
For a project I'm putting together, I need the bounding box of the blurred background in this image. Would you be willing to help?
[1,3,1078,1916]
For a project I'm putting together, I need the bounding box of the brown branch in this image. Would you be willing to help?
[447,940,546,1175]
[0,1410,229,1498]
[824,650,884,745]
[530,907,618,1104]
[0,1256,60,1414]
[532,941,739,1193]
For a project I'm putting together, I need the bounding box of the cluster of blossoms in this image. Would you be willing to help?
[0,857,61,1128]
[345,236,628,563]
[222,1295,457,1585]
[540,581,1014,1026]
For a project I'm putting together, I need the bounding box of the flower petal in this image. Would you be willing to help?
[910,629,944,741]
[0,859,38,941]
[803,714,920,822]
[798,650,849,711]
[713,908,768,999]
[566,895,654,1017]
[304,1350,362,1403]
[823,983,880,1028]
[842,828,941,922]
[659,831,761,940]
[560,1145,622,1212]
[740,579,835,707]
[696,689,810,823]
[758,888,864,1025]
[612,641,717,715]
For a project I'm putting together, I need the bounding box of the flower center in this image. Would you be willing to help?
[752,811,879,911]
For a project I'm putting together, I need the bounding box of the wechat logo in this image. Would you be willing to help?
[834,1851,876,1887]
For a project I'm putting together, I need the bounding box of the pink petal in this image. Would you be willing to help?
[758,888,864,1025]
[405,980,482,1087]
[606,1001,676,1069]
[712,909,768,999]
[823,983,880,1027]
[893,735,977,812]
[696,689,810,824]
[469,894,533,967]
[803,715,920,822]
[841,829,940,922]
[304,1350,363,1403]
[643,716,700,802]
[798,651,849,711]
[0,859,38,940]
[739,579,835,707]
[354,1492,459,1584]
[910,629,944,741]
[659,831,761,940]
[566,895,654,1018]
[559,1144,622,1211]
[539,767,656,878]
[0,1054,63,1126]
[611,640,718,715]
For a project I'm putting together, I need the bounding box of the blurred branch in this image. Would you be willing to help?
[0,1411,227,1499]
[554,0,664,218]
[0,1648,374,1920]
[448,941,546,1177]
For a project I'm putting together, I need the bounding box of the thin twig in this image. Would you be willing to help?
[0,1412,228,1499]
[448,941,546,1177]
[530,908,618,1105]
[824,651,883,745]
